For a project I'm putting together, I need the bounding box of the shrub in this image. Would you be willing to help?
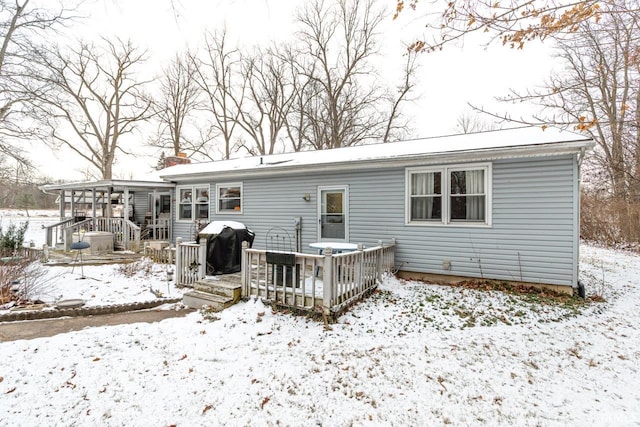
[0,258,29,304]
[0,221,29,257]
[580,191,640,246]
[0,260,56,305]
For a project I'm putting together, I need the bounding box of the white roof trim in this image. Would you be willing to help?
[40,179,176,192]
[159,127,594,182]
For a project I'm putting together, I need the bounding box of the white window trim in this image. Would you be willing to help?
[216,182,243,215]
[405,162,492,227]
[176,184,210,222]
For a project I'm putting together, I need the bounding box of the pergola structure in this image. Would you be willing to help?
[40,179,176,251]
[41,179,175,221]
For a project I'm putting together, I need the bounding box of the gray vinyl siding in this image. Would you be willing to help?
[133,191,150,225]
[171,154,578,287]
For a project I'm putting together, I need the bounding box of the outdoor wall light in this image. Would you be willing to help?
[302,193,311,202]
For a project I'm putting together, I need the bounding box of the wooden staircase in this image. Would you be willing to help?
[182,273,242,311]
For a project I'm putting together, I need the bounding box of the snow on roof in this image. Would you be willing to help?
[159,126,593,180]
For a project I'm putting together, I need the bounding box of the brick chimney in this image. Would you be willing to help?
[164,152,191,168]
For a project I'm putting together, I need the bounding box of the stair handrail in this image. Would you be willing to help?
[61,218,94,251]
[42,217,74,247]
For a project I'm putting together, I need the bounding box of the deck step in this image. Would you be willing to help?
[182,290,235,311]
[193,279,241,300]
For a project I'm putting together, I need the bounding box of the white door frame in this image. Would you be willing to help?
[317,185,349,242]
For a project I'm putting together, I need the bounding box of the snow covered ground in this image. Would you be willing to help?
[0,210,186,311]
[0,210,638,425]
[0,259,186,313]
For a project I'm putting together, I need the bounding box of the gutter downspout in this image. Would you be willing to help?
[575,147,587,296]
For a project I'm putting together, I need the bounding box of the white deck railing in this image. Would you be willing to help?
[52,217,142,252]
[43,217,75,248]
[241,240,396,317]
[242,249,325,310]
[94,218,141,252]
[175,238,206,286]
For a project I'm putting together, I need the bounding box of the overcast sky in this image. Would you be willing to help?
[35,0,559,181]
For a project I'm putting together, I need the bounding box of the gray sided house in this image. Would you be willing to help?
[160,126,593,293]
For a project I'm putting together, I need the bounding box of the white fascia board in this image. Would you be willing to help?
[40,180,176,192]
[161,140,595,182]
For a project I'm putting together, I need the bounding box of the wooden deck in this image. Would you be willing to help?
[43,250,144,266]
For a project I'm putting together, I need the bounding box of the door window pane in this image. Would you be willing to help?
[321,190,345,239]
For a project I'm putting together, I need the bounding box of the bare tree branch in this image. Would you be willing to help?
[0,0,82,169]
[148,52,202,157]
[395,0,625,52]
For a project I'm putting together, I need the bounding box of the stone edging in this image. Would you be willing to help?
[0,298,183,323]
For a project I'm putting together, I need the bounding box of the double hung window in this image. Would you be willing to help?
[177,186,210,221]
[216,183,243,214]
[407,163,490,225]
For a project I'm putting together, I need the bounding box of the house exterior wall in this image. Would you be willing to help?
[170,154,579,287]
[133,191,149,225]
[171,184,212,242]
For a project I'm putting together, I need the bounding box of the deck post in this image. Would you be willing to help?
[198,238,207,280]
[70,190,76,220]
[45,226,53,248]
[389,238,396,271]
[59,190,65,220]
[323,247,334,314]
[377,240,384,282]
[64,227,73,252]
[91,188,97,230]
[356,243,364,291]
[175,237,183,285]
[241,241,249,297]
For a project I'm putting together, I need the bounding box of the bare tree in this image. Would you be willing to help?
[477,1,640,240]
[382,48,419,142]
[31,38,152,179]
[455,111,498,134]
[149,52,202,157]
[282,57,324,152]
[235,48,297,156]
[190,29,244,160]
[500,4,639,195]
[0,0,79,166]
[292,0,389,149]
[183,0,418,157]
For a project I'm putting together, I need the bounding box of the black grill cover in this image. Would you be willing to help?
[205,227,255,274]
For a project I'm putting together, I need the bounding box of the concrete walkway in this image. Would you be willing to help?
[0,308,194,342]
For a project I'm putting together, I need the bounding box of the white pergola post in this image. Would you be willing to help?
[124,187,130,220]
[70,190,76,220]
[92,188,97,228]
[59,190,65,220]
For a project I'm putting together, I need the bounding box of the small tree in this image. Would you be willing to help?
[0,221,28,256]
[16,193,35,217]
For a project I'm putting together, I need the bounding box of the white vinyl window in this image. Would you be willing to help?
[216,182,243,214]
[406,163,491,226]
[177,185,210,221]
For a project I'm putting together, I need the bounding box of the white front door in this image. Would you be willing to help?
[318,187,348,241]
